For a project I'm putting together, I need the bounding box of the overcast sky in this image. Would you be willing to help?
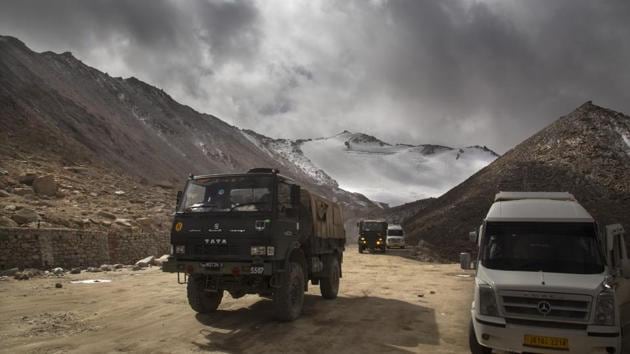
[1,0,629,153]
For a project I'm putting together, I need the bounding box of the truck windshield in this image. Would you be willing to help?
[481,222,604,274]
[362,222,385,232]
[387,229,403,236]
[179,176,273,213]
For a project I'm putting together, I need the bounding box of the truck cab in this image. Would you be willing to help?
[386,224,405,249]
[357,220,387,253]
[469,192,630,354]
[163,168,346,321]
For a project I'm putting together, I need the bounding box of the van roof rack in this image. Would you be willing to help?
[494,191,576,202]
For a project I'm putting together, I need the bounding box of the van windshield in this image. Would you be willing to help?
[179,176,273,213]
[481,222,604,274]
[387,229,403,236]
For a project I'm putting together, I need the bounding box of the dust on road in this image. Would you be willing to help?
[0,247,474,354]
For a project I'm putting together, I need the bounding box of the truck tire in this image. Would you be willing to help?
[469,319,492,354]
[273,261,305,321]
[358,246,363,254]
[320,256,340,299]
[187,275,223,314]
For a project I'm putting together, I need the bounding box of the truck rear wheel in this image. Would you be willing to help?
[320,256,340,299]
[187,275,223,314]
[469,319,492,354]
[273,261,304,321]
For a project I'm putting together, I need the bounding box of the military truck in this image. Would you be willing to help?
[469,192,630,354]
[162,168,346,321]
[357,220,387,253]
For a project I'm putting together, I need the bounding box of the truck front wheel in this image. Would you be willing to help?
[469,319,492,354]
[273,261,305,321]
[187,275,223,314]
[320,256,340,299]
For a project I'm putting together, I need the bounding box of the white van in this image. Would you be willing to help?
[469,192,630,354]
[386,224,405,249]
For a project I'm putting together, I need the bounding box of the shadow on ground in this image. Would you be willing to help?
[193,294,439,353]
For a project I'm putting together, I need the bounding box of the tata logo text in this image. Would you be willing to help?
[204,239,227,246]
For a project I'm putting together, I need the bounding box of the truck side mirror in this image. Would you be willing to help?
[290,185,300,206]
[176,191,183,209]
[469,231,478,243]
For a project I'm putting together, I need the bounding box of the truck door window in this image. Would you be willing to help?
[277,182,293,215]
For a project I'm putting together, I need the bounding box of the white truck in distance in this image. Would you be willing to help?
[386,224,405,249]
[469,192,630,354]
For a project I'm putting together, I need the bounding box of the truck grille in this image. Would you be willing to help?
[499,290,592,323]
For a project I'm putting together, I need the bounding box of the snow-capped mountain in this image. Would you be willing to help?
[244,130,498,206]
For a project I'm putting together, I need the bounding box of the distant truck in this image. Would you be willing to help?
[386,224,405,249]
[469,192,630,354]
[163,168,346,321]
[357,220,387,253]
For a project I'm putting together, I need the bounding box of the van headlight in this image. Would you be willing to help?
[594,290,615,326]
[478,284,499,317]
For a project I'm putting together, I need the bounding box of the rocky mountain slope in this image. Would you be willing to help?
[403,102,630,260]
[0,35,385,231]
[244,130,498,206]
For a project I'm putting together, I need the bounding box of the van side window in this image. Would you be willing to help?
[277,182,292,213]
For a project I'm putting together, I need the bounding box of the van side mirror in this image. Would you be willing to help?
[290,185,300,206]
[605,224,626,272]
[605,224,624,252]
[622,259,630,279]
[469,231,478,243]
[176,191,183,209]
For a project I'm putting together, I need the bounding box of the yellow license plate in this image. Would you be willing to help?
[523,335,569,350]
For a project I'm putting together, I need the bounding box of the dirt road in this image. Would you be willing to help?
[0,247,474,354]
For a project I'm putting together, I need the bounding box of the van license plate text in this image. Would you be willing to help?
[523,335,568,350]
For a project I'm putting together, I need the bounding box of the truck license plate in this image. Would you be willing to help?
[523,335,568,350]
[250,266,264,274]
[200,262,222,271]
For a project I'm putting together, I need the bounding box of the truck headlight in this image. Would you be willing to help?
[478,284,499,317]
[175,245,185,254]
[266,246,275,256]
[251,246,267,256]
[594,290,615,326]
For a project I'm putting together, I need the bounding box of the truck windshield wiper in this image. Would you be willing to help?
[186,202,221,212]
[228,202,267,212]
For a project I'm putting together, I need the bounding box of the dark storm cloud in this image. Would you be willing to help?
[1,0,630,152]
[0,0,261,98]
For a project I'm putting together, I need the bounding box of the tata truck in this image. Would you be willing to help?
[469,192,630,354]
[163,168,346,321]
[357,220,387,253]
[386,224,406,249]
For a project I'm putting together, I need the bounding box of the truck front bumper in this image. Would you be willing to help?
[162,258,274,276]
[472,313,621,354]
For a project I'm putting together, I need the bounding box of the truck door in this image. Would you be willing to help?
[606,224,630,347]
[276,181,299,243]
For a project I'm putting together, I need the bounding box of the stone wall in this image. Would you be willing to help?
[107,231,170,265]
[0,227,170,270]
